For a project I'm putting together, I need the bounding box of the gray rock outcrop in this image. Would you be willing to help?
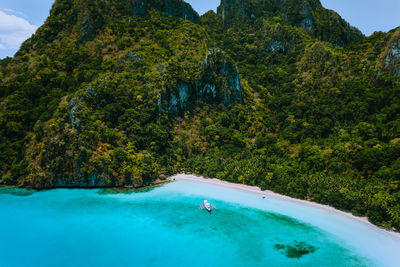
[217,0,365,46]
[128,0,200,24]
[385,32,400,75]
[267,41,286,53]
[159,49,243,115]
[197,49,242,105]
[76,0,200,44]
[78,9,104,44]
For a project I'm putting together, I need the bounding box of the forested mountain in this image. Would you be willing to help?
[0,0,399,230]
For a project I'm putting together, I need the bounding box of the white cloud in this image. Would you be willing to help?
[3,8,15,13]
[0,10,38,52]
[2,8,29,19]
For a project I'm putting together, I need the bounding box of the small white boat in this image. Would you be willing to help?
[204,200,211,212]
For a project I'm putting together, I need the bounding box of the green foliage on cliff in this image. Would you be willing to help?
[1,0,400,230]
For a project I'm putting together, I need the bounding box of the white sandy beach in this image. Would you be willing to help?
[170,173,400,241]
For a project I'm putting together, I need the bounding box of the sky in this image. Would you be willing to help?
[0,0,399,59]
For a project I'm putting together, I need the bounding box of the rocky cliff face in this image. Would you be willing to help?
[197,49,242,105]
[73,0,200,43]
[383,28,400,75]
[217,0,319,26]
[159,49,243,115]
[129,0,200,24]
[217,0,364,45]
[77,1,104,44]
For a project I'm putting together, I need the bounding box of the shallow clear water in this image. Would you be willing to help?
[0,180,399,267]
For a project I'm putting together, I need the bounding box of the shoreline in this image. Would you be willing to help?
[170,173,400,241]
[0,178,170,191]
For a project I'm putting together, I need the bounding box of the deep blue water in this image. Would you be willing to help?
[0,178,399,267]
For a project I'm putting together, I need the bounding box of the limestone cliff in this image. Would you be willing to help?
[159,49,243,115]
[128,0,200,24]
[217,0,364,45]
[197,49,242,105]
[382,28,400,75]
[47,0,201,44]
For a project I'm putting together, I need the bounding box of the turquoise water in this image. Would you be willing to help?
[0,179,399,267]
